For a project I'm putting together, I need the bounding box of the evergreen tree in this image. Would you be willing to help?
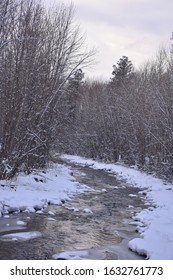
[111,56,134,87]
[66,69,84,115]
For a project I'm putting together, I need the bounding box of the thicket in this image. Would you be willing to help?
[0,0,94,179]
[61,52,173,179]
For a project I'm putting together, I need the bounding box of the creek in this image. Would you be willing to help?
[0,162,148,260]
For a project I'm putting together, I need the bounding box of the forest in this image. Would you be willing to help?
[1,0,173,180]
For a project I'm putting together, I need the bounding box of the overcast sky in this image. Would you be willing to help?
[43,0,173,80]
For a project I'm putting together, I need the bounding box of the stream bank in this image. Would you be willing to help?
[0,161,148,259]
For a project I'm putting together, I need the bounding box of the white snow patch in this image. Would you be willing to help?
[83,208,93,214]
[48,211,55,216]
[52,250,89,260]
[130,221,144,227]
[0,231,42,241]
[24,207,35,213]
[4,215,10,218]
[47,217,56,221]
[65,206,79,212]
[114,230,120,236]
[36,210,44,215]
[16,220,26,226]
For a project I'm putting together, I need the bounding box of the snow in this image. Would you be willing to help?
[0,231,42,241]
[16,220,26,226]
[65,206,79,212]
[4,215,10,218]
[128,205,134,208]
[52,250,89,260]
[62,154,173,260]
[36,210,44,215]
[47,217,55,221]
[1,154,173,259]
[48,211,55,216]
[83,208,93,214]
[0,163,91,216]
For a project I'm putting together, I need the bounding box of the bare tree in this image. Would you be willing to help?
[0,0,95,179]
[67,50,173,179]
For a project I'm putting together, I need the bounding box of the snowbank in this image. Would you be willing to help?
[62,154,173,260]
[0,163,90,216]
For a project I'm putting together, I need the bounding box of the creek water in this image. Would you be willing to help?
[0,162,148,260]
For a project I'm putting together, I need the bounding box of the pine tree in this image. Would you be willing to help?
[111,56,134,87]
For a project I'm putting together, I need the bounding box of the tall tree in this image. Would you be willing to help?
[0,0,95,179]
[110,56,134,88]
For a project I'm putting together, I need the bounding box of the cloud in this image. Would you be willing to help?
[74,0,173,35]
[43,0,173,79]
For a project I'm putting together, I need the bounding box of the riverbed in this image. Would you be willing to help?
[0,162,148,260]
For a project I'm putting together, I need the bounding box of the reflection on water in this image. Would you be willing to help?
[0,164,147,260]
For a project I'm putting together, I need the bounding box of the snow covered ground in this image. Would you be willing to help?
[0,162,91,217]
[0,155,173,259]
[61,155,173,260]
